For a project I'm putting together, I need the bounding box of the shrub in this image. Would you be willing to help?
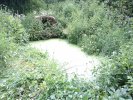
[65,0,132,56]
[93,41,133,99]
[53,0,81,26]
[22,13,65,41]
[67,19,87,44]
[0,9,28,71]
[0,47,92,99]
[66,0,106,50]
[0,10,28,44]
[0,0,45,14]
[21,14,44,41]
[98,0,133,17]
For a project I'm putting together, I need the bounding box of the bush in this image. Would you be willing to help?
[67,19,87,44]
[93,41,133,99]
[0,47,57,99]
[0,0,45,14]
[0,0,133,99]
[65,0,132,56]
[53,0,81,26]
[22,13,65,41]
[0,47,92,99]
[21,14,44,41]
[66,0,105,50]
[0,10,28,44]
[98,0,133,17]
[0,9,28,71]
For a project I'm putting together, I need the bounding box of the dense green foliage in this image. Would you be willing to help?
[0,10,28,44]
[51,0,133,98]
[22,13,65,41]
[0,9,28,73]
[53,0,132,56]
[0,48,64,99]
[94,41,133,99]
[99,0,133,17]
[0,0,133,99]
[0,0,45,14]
[0,47,104,99]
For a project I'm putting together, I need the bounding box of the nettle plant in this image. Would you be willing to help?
[0,10,28,44]
[0,9,28,68]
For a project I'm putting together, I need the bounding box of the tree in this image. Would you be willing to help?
[0,0,45,14]
[98,0,133,17]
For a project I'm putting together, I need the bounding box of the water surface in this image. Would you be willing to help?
[30,39,101,80]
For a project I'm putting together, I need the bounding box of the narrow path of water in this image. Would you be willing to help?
[30,39,101,80]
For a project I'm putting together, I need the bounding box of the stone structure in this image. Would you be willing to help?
[35,15,57,26]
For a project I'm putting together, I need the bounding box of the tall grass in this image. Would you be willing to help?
[0,0,46,14]
[0,0,132,99]
[52,0,132,56]
[50,0,133,98]
[0,9,28,72]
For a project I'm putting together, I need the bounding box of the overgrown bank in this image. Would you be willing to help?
[46,0,133,98]
[0,0,133,99]
[0,10,92,99]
